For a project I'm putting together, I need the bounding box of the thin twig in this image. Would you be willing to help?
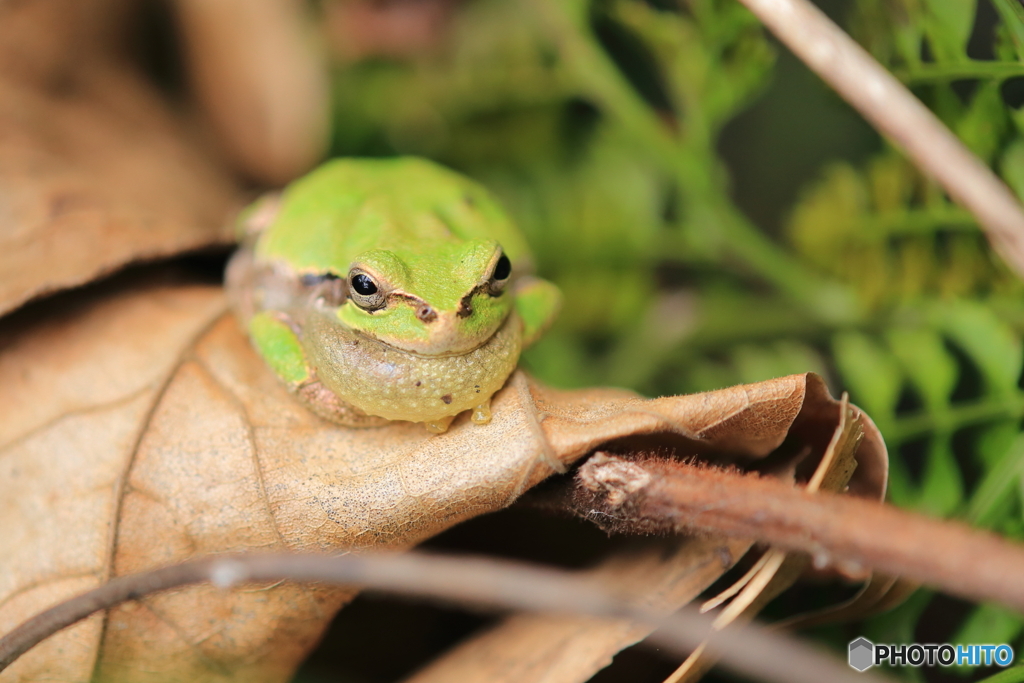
[0,551,889,683]
[569,454,1024,611]
[734,0,1024,278]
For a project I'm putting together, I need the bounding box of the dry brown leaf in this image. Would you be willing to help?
[0,277,884,682]
[665,396,867,683]
[0,0,337,316]
[0,62,242,317]
[173,0,330,184]
[0,0,131,86]
[407,389,887,683]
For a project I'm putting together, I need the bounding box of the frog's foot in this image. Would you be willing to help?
[424,400,492,434]
[471,399,492,425]
[297,379,392,428]
[424,415,456,434]
[514,276,562,347]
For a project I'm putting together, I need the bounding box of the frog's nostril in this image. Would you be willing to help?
[416,304,437,323]
[457,294,474,318]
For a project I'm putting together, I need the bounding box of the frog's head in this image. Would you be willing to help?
[252,157,535,355]
[331,239,516,355]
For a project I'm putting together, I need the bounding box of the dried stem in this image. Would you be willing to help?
[734,0,1024,277]
[569,454,1024,611]
[0,551,888,683]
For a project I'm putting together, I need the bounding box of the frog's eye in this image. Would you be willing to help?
[349,270,387,311]
[488,253,512,296]
[351,273,376,294]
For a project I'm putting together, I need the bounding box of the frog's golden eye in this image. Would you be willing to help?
[349,270,387,311]
[488,253,512,296]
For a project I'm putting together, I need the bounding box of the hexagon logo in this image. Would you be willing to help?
[849,637,875,671]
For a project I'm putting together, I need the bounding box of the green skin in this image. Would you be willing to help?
[226,157,561,433]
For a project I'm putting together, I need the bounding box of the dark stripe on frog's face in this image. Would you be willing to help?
[335,240,515,356]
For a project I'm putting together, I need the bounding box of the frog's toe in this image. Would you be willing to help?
[424,415,456,434]
[471,399,492,425]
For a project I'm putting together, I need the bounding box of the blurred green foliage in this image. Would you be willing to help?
[325,0,1024,678]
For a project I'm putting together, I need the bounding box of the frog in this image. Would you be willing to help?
[225,157,561,433]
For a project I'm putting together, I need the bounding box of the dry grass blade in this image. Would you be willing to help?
[654,395,862,682]
[404,537,755,683]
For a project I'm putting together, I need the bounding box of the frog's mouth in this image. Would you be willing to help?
[338,303,516,358]
[303,305,524,424]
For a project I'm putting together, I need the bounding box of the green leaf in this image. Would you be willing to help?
[867,154,916,216]
[521,332,593,389]
[787,163,868,269]
[991,0,1024,56]
[931,301,1023,399]
[975,667,1024,683]
[730,341,827,386]
[917,435,964,516]
[1000,514,1024,539]
[977,420,1020,470]
[886,327,958,412]
[921,0,977,58]
[611,0,773,141]
[832,332,904,427]
[1000,139,1024,203]
[886,455,918,509]
[685,359,739,394]
[955,82,1011,164]
[967,431,1024,528]
[771,340,829,379]
[863,589,933,658]
[952,603,1024,649]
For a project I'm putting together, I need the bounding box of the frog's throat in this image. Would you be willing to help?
[302,311,523,423]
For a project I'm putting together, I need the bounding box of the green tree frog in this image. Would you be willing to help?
[226,157,561,433]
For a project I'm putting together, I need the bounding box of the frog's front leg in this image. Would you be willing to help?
[514,277,562,347]
[248,312,390,428]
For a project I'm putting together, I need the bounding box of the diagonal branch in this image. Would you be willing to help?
[0,552,888,683]
[734,0,1024,278]
[565,453,1024,611]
